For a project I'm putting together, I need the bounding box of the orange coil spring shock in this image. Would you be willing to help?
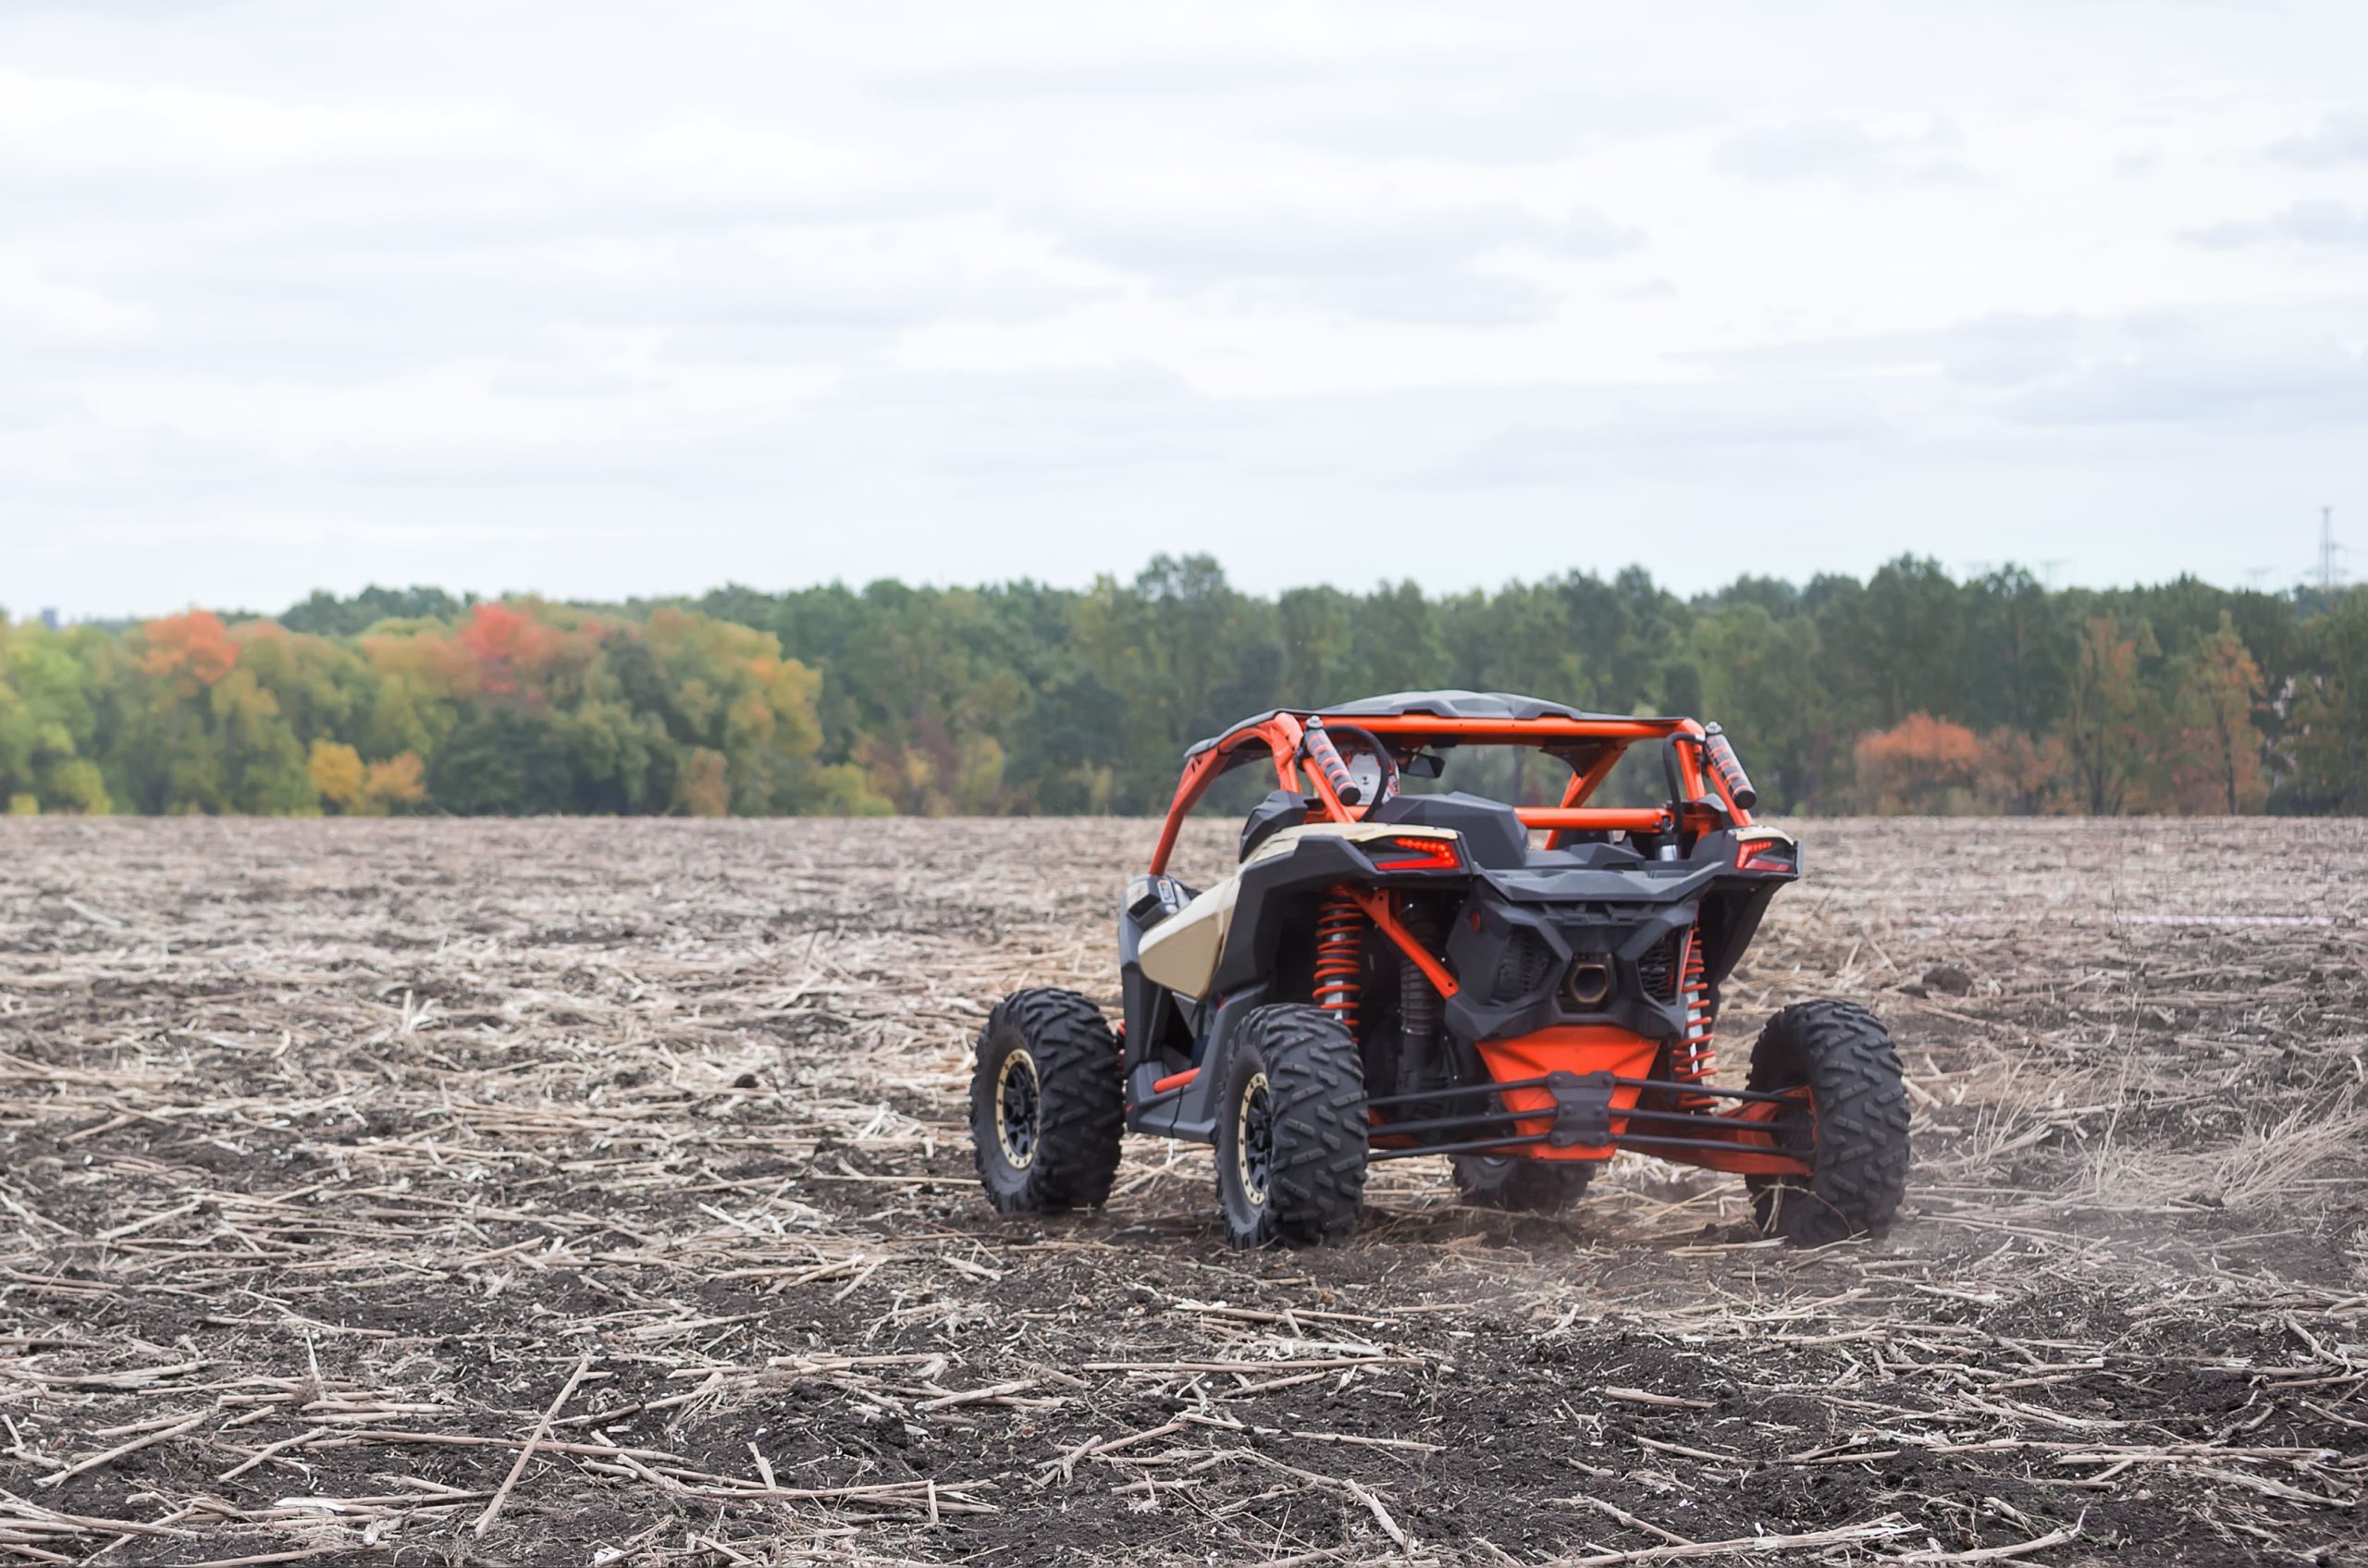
[1313,889,1366,1033]
[1671,928,1717,1104]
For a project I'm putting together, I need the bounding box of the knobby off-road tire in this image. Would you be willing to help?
[1745,1000,1911,1246]
[969,988,1123,1216]
[1451,1153,1595,1214]
[1215,1005,1367,1248]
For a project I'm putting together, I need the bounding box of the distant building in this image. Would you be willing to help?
[39,607,60,631]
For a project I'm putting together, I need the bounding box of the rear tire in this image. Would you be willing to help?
[1744,1000,1910,1246]
[1452,1154,1595,1214]
[1215,1005,1367,1248]
[970,989,1123,1215]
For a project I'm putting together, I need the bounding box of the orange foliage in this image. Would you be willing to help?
[138,611,240,698]
[456,603,565,697]
[1977,727,2068,815]
[1854,712,1982,813]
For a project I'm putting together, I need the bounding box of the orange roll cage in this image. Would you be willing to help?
[1147,710,1750,877]
[1140,705,1801,1179]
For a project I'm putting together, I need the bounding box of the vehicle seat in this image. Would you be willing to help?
[1127,874,1199,930]
[1240,789,1309,860]
[1366,791,1528,870]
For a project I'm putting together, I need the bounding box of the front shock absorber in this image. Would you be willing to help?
[1671,927,1717,1106]
[1313,888,1366,1034]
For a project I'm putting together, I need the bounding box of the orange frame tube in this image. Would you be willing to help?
[1516,807,1672,833]
[1148,710,1747,874]
[1144,707,1798,1176]
[1340,886,1458,998]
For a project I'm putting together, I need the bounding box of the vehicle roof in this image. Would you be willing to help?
[1182,689,1648,760]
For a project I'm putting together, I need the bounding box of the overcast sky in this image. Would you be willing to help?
[2,2,2362,618]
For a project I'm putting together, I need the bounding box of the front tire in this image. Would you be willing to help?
[1452,1154,1595,1214]
[970,989,1123,1215]
[1215,1005,1367,1248]
[1745,1000,1911,1246]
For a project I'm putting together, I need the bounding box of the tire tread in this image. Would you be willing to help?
[1225,1004,1367,1247]
[1745,1000,1912,1246]
[1452,1155,1595,1214]
[969,988,1123,1215]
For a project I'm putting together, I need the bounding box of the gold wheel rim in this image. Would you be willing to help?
[994,1046,1038,1169]
[1235,1070,1270,1206]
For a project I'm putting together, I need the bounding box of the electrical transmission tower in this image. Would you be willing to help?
[2314,506,2345,590]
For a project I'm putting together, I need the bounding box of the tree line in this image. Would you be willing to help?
[2,556,2362,819]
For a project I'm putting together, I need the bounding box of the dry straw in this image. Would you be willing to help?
[0,814,2362,1565]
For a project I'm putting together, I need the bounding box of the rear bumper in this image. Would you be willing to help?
[1366,1025,1813,1175]
[1474,1025,1655,1160]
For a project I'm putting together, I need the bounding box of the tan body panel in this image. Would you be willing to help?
[1131,822,1460,1001]
[1136,880,1240,999]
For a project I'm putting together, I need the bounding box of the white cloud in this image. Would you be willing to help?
[2269,112,2368,167]
[0,0,2362,615]
[1049,196,1643,324]
[2185,202,2368,250]
[1714,119,1974,185]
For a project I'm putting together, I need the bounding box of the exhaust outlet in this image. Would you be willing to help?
[1563,955,1612,1008]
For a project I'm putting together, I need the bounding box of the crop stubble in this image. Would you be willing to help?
[0,816,2363,1566]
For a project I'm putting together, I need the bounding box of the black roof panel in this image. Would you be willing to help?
[1321,689,1630,723]
[1183,690,1646,760]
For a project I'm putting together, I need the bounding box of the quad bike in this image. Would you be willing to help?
[969,691,1909,1248]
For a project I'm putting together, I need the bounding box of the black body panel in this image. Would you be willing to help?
[1367,791,1529,869]
[1443,893,1697,1045]
[1321,689,1623,722]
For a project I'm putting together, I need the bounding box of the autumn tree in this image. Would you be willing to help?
[363,752,428,813]
[308,739,368,812]
[2164,613,2267,814]
[6,562,2338,820]
[137,611,240,698]
[1853,713,1984,813]
[2058,615,2159,815]
[1975,728,2067,815]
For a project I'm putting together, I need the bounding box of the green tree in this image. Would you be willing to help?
[2285,589,2368,814]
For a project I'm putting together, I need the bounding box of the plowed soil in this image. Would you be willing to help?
[1,817,2363,1567]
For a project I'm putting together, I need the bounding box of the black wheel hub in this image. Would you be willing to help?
[1770,1095,1817,1162]
[996,1048,1041,1168]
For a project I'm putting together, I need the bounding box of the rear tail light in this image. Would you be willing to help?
[1370,835,1462,870]
[1735,837,1796,874]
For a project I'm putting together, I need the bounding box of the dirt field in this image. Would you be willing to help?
[2,817,2363,1568]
